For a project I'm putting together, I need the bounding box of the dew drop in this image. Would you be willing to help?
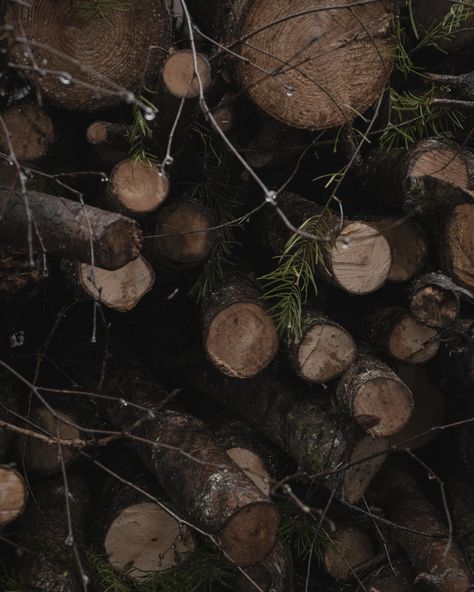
[59,72,72,85]
[119,398,128,407]
[286,85,294,97]
[100,175,108,183]
[124,91,135,104]
[171,543,176,550]
[158,553,165,559]
[163,155,174,166]
[143,106,156,121]
[65,534,74,546]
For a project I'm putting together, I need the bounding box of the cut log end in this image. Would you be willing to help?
[442,204,474,290]
[331,222,391,294]
[0,103,55,161]
[295,321,357,383]
[411,284,460,329]
[104,502,195,579]
[354,377,413,438]
[220,502,280,566]
[388,315,440,363]
[343,436,389,505]
[324,526,375,581]
[226,447,271,496]
[110,159,169,215]
[0,466,27,526]
[86,122,110,145]
[205,302,279,378]
[78,256,155,312]
[162,50,211,99]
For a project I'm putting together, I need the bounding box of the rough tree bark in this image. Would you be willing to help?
[410,272,461,329]
[0,189,142,270]
[236,541,294,592]
[191,0,395,130]
[201,271,279,378]
[5,0,172,111]
[364,558,416,592]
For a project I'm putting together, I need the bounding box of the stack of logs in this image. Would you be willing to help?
[0,1,474,591]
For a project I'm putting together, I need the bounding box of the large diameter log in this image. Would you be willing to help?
[0,189,142,270]
[192,0,395,130]
[410,272,461,329]
[324,525,375,582]
[382,468,470,592]
[201,272,278,378]
[16,473,89,592]
[98,346,279,567]
[370,217,428,282]
[5,0,172,111]
[438,204,474,290]
[0,103,55,161]
[108,159,170,217]
[288,308,356,383]
[259,192,391,294]
[360,306,441,364]
[65,255,155,312]
[236,541,293,592]
[336,355,413,438]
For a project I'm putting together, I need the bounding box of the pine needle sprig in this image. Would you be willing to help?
[129,93,158,165]
[278,503,330,563]
[260,213,332,342]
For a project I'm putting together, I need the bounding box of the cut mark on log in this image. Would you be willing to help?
[296,322,357,383]
[206,302,279,378]
[331,223,391,294]
[227,447,271,496]
[79,256,155,312]
[343,436,388,505]
[104,502,195,579]
[0,103,55,161]
[0,466,27,526]
[324,526,374,582]
[388,316,440,363]
[410,148,474,198]
[162,50,212,98]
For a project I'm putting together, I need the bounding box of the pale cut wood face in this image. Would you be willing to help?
[0,467,26,526]
[163,51,211,98]
[112,160,169,214]
[227,447,271,495]
[343,436,388,505]
[388,316,440,364]
[410,148,474,198]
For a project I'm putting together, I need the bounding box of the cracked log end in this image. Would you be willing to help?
[388,315,440,364]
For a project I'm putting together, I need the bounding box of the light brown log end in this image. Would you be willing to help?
[388,315,440,363]
[442,204,474,290]
[343,436,389,505]
[162,50,211,99]
[324,526,375,581]
[0,103,55,161]
[0,465,27,527]
[205,302,279,378]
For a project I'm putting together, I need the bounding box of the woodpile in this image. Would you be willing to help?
[0,2,473,592]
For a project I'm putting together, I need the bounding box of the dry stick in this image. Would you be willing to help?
[0,189,142,270]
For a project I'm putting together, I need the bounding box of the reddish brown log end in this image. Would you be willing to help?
[0,465,27,526]
[0,103,55,161]
[388,315,440,363]
[162,50,211,99]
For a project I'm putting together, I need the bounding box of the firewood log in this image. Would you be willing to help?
[236,541,293,592]
[440,319,474,388]
[449,472,474,577]
[410,272,461,329]
[324,524,375,582]
[364,557,416,592]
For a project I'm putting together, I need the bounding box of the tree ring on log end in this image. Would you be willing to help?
[206,302,279,378]
[442,204,474,290]
[226,447,271,495]
[388,316,440,364]
[331,223,391,294]
[343,436,388,505]
[219,502,280,566]
[104,502,195,579]
[162,50,212,98]
[0,466,27,527]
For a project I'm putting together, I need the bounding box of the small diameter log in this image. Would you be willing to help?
[288,308,356,383]
[360,306,441,364]
[108,159,169,217]
[383,468,470,592]
[162,50,212,99]
[336,355,413,438]
[152,198,216,268]
[86,121,130,149]
[0,189,142,270]
[192,0,395,130]
[0,466,27,527]
[0,102,55,161]
[5,0,172,111]
[369,217,428,283]
[102,471,195,579]
[440,319,474,387]
[438,204,474,290]
[365,558,416,592]
[410,272,461,329]
[0,248,46,299]
[201,272,278,378]
[236,541,293,592]
[16,473,89,592]
[259,192,391,295]
[324,525,375,582]
[15,405,81,475]
[390,364,445,450]
[99,345,279,567]
[67,255,155,312]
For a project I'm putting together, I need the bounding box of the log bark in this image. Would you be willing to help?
[236,541,293,592]
[381,467,470,592]
[324,524,375,582]
[410,272,461,329]
[93,344,280,567]
[191,0,395,130]
[0,102,55,161]
[359,306,441,364]
[437,203,474,290]
[201,271,278,378]
[0,189,142,270]
[0,248,46,299]
[5,0,172,111]
[258,192,392,295]
[107,159,170,217]
[64,256,155,312]
[448,473,474,577]
[287,307,357,384]
[336,355,413,438]
[440,319,474,388]
[369,217,428,282]
[15,473,89,592]
[365,558,416,592]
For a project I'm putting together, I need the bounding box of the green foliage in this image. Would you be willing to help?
[74,0,129,25]
[87,546,234,592]
[408,0,474,46]
[278,504,329,563]
[260,213,332,342]
[129,93,158,165]
[189,125,241,301]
